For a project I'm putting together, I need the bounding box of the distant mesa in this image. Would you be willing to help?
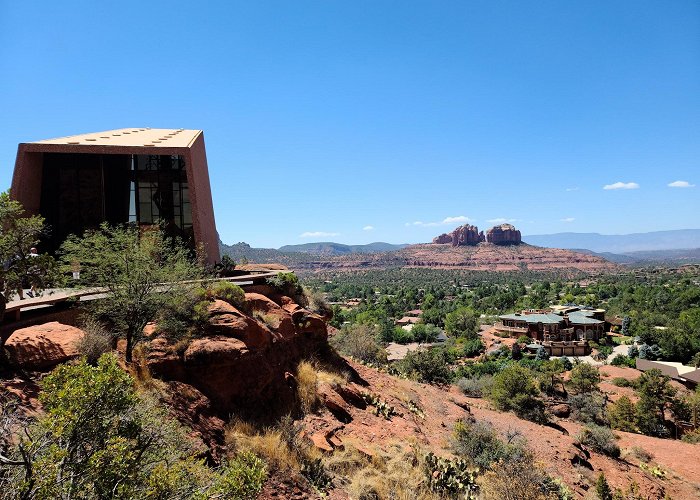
[432,223,521,246]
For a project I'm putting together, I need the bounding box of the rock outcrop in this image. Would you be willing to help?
[5,322,84,370]
[432,224,485,246]
[432,233,452,244]
[486,223,522,245]
[146,293,328,417]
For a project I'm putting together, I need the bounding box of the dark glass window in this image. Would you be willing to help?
[39,152,193,253]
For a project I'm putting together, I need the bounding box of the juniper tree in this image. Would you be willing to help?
[60,223,207,363]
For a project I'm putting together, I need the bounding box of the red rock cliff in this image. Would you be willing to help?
[486,224,522,245]
[432,224,485,246]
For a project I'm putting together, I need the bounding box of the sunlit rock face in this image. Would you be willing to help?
[486,224,522,245]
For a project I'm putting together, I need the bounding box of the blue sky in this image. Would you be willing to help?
[1,1,698,248]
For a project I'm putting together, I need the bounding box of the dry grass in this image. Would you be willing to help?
[226,419,302,472]
[297,361,320,414]
[296,359,350,414]
[129,344,157,390]
[323,442,443,500]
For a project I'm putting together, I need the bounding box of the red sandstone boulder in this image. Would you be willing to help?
[244,293,296,339]
[161,381,227,461]
[318,382,353,423]
[145,338,186,380]
[310,432,334,452]
[5,322,84,370]
[486,224,522,245]
[184,336,249,365]
[549,403,571,418]
[206,299,275,349]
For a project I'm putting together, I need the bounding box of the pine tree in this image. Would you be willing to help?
[595,472,612,500]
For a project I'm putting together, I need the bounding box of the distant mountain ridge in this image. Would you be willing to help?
[278,241,408,255]
[523,229,700,253]
[575,247,700,266]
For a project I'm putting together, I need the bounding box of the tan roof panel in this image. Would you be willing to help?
[31,128,201,148]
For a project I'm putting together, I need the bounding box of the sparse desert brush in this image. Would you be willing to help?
[297,360,320,414]
[478,453,562,500]
[303,286,332,317]
[226,414,331,490]
[227,424,301,472]
[252,309,278,329]
[323,442,443,500]
[76,316,113,364]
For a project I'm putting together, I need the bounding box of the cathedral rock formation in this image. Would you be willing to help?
[486,223,522,245]
[432,224,485,246]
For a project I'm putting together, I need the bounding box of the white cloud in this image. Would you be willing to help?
[299,231,340,238]
[560,217,575,223]
[362,225,374,231]
[668,180,695,188]
[441,215,471,224]
[565,187,579,192]
[487,218,517,224]
[603,181,639,190]
[406,215,473,228]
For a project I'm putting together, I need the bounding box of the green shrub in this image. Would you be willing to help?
[610,377,637,388]
[460,338,485,358]
[569,363,600,393]
[391,327,415,344]
[210,452,267,499]
[410,323,441,343]
[610,354,636,368]
[456,375,494,398]
[267,272,306,305]
[330,323,387,365]
[452,420,526,470]
[397,347,453,384]
[454,359,509,379]
[569,393,606,424]
[576,424,620,458]
[444,307,479,339]
[1,355,267,499]
[211,281,246,309]
[517,335,531,345]
[559,356,573,371]
[156,286,210,339]
[491,364,546,422]
[681,429,700,444]
[595,473,612,500]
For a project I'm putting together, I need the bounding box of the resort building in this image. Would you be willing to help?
[11,128,220,264]
[496,306,605,356]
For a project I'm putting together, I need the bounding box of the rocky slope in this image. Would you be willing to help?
[3,294,699,498]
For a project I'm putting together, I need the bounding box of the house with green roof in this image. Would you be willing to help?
[496,305,605,356]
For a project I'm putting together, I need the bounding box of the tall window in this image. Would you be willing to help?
[133,155,193,240]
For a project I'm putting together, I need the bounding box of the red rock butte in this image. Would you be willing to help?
[11,128,220,264]
[432,223,521,246]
